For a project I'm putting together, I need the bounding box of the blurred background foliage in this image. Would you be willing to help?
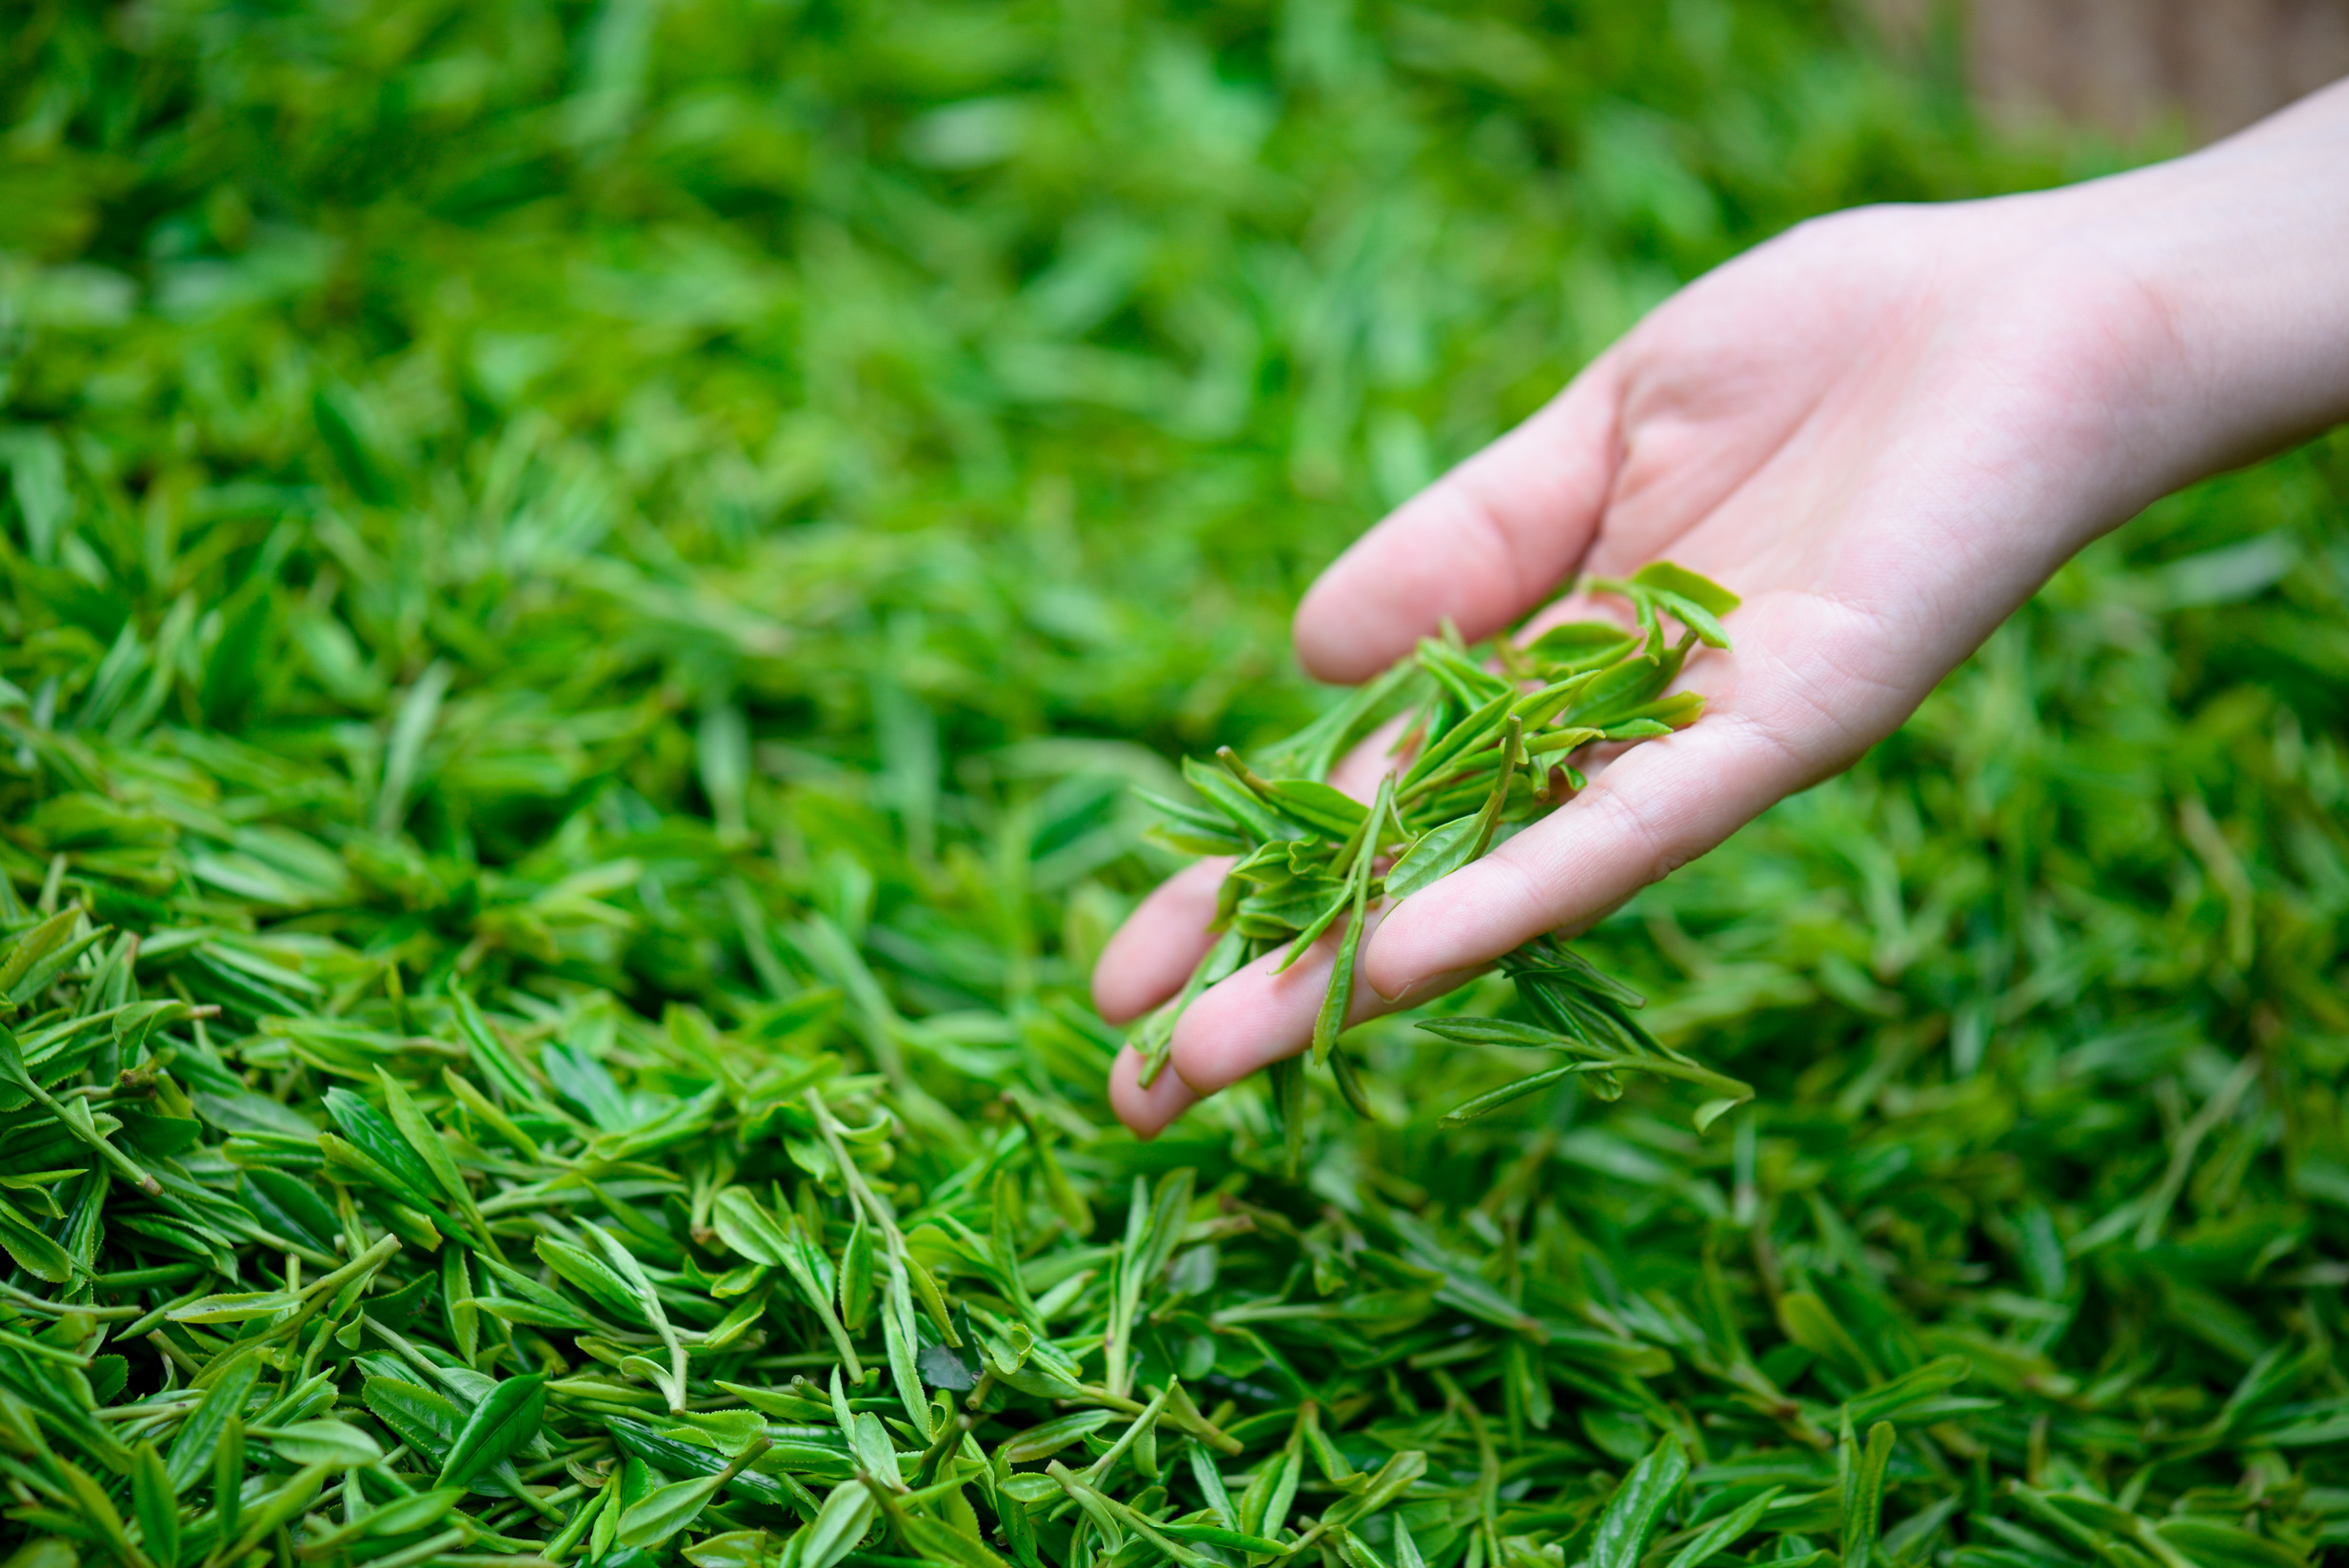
[3,0,2349,1559]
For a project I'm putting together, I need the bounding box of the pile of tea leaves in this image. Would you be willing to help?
[3,3,2348,1567]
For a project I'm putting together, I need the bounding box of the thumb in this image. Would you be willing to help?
[1293,359,1622,683]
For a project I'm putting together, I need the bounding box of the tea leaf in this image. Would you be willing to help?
[434,1373,547,1490]
[130,1441,177,1568]
[256,1419,383,1467]
[617,1472,727,1548]
[1589,1436,1690,1568]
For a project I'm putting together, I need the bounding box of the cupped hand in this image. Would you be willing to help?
[1096,85,2349,1139]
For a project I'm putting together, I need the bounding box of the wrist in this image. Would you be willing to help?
[2050,79,2349,489]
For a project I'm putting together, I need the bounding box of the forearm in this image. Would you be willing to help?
[2063,76,2349,489]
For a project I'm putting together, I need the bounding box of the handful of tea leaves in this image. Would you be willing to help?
[1132,564,1755,1138]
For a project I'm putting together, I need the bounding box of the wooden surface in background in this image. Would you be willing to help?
[1867,0,2349,141]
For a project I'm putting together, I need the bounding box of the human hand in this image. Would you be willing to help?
[1097,82,2349,1138]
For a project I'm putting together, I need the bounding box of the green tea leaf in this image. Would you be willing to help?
[1631,561,1742,617]
[841,1210,874,1333]
[1840,1420,1895,1567]
[1438,1063,1581,1126]
[167,1358,258,1494]
[1384,816,1481,901]
[2151,1517,2307,1568]
[363,1378,461,1463]
[1589,1436,1689,1568]
[0,1193,73,1282]
[1662,1485,1782,1568]
[802,1479,881,1568]
[256,1419,383,1467]
[617,1472,727,1549]
[130,1440,178,1568]
[434,1373,546,1490]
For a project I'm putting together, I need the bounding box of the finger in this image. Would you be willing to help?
[1098,723,1401,1035]
[1091,857,1230,1024]
[1327,714,1411,801]
[1108,1044,1201,1140]
[1293,358,1623,683]
[1169,907,1486,1099]
[1363,594,1905,999]
[1512,585,1642,643]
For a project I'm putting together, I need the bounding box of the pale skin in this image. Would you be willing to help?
[1096,78,2349,1139]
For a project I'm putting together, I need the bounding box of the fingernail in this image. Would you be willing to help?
[1373,962,1486,1008]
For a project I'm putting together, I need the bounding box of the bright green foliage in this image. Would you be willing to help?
[2,3,2347,1567]
[1133,569,1756,1145]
